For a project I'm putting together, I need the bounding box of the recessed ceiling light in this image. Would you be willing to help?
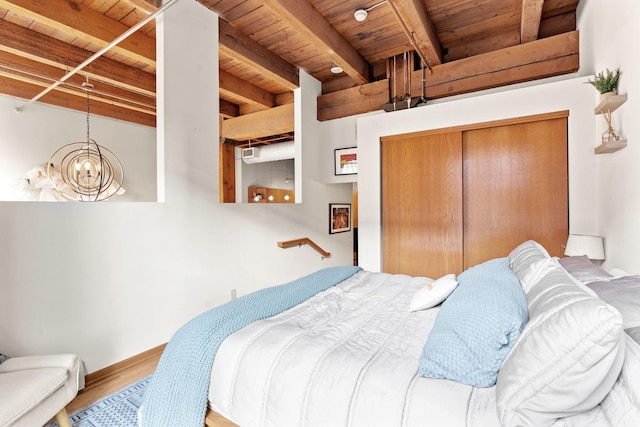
[354,9,368,22]
[330,64,343,74]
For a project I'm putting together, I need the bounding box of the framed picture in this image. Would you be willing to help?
[334,147,357,175]
[329,203,351,234]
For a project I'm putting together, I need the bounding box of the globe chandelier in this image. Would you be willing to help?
[48,79,124,202]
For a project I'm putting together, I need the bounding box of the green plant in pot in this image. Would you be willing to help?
[586,68,621,97]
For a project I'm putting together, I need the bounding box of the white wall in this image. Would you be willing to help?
[579,0,640,273]
[319,115,365,184]
[0,96,156,202]
[0,0,353,373]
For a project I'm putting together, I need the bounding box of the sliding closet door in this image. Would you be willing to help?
[462,117,568,268]
[381,132,463,278]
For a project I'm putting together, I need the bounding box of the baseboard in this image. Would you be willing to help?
[84,343,166,388]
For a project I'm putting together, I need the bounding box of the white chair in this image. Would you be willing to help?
[0,354,83,427]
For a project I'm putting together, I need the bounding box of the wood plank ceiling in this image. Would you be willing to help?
[0,0,580,146]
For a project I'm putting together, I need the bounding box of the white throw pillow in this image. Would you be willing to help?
[508,240,553,293]
[558,255,613,284]
[496,258,625,426]
[409,273,457,312]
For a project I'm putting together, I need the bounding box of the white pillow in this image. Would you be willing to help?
[508,240,553,293]
[496,258,625,426]
[588,275,640,328]
[409,273,457,312]
[558,255,613,284]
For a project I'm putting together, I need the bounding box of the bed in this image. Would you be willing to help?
[139,240,640,427]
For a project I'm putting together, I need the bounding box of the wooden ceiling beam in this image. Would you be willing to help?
[425,31,578,91]
[218,18,299,91]
[428,54,578,99]
[260,0,372,85]
[135,0,162,10]
[219,69,275,109]
[318,79,389,122]
[221,103,294,141]
[539,10,575,38]
[0,19,155,96]
[220,98,239,119]
[0,76,155,126]
[318,31,579,121]
[0,50,154,113]
[521,0,544,43]
[0,0,156,67]
[387,0,443,67]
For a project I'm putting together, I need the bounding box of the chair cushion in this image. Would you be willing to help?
[0,367,68,426]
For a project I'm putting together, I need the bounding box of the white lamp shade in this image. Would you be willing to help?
[564,234,605,260]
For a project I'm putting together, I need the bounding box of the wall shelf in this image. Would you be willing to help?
[594,93,627,115]
[594,93,627,154]
[595,138,627,154]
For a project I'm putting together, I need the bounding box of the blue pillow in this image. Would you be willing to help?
[418,257,528,387]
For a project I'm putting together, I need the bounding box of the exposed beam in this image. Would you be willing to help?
[432,55,578,97]
[539,11,576,38]
[218,18,299,91]
[387,0,443,67]
[0,0,156,67]
[0,50,154,113]
[319,31,579,121]
[219,99,239,118]
[260,0,372,85]
[0,77,155,126]
[444,29,520,62]
[219,142,236,203]
[0,70,154,116]
[134,0,162,10]
[275,92,294,106]
[219,70,275,109]
[424,31,579,95]
[318,80,389,122]
[521,0,544,43]
[0,19,155,96]
[221,103,294,141]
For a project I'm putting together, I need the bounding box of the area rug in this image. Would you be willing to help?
[45,375,151,427]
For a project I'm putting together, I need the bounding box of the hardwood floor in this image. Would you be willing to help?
[65,344,165,414]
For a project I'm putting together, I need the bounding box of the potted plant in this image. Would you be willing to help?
[586,68,621,101]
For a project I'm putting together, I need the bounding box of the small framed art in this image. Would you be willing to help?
[334,147,357,175]
[329,203,351,234]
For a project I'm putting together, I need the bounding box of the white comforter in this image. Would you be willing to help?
[208,270,640,427]
[208,270,500,427]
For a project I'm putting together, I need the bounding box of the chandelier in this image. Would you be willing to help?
[48,80,124,201]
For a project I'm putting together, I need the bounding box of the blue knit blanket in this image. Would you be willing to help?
[141,266,362,427]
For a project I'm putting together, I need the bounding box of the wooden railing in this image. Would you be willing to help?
[277,238,331,258]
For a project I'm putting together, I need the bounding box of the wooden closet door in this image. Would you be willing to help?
[381,132,463,278]
[463,118,568,268]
